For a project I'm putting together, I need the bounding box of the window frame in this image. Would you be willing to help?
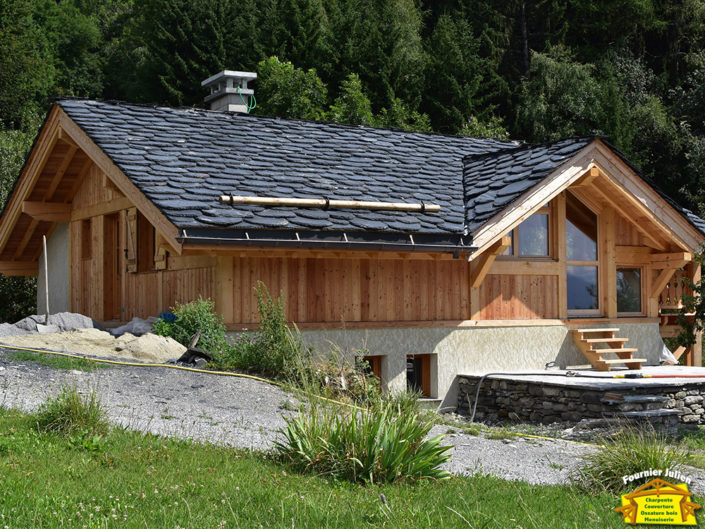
[566,194,601,317]
[616,266,645,316]
[499,204,553,260]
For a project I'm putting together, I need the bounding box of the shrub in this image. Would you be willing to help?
[210,282,313,384]
[275,400,451,484]
[153,297,229,353]
[574,423,691,493]
[34,385,108,436]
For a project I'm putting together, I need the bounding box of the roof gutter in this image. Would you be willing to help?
[176,229,475,256]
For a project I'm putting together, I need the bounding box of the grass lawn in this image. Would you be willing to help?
[0,408,659,529]
[2,351,109,372]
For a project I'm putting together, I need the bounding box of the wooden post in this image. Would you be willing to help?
[43,235,49,322]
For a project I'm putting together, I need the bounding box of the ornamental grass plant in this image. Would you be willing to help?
[34,384,109,436]
[574,422,691,493]
[275,399,451,484]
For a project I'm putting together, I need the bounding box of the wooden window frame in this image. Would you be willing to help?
[616,266,645,317]
[499,204,554,260]
[566,195,601,317]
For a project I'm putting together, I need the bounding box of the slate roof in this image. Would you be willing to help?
[58,99,520,239]
[56,99,705,245]
[462,137,594,233]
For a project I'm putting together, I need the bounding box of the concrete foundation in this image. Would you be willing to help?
[230,321,664,408]
[37,222,70,315]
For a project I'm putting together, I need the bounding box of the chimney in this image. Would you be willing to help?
[202,70,257,113]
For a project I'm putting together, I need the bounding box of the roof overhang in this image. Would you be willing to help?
[468,139,705,260]
[0,104,183,275]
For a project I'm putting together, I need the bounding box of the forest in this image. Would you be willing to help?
[2,0,705,320]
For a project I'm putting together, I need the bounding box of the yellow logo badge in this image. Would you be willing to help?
[615,478,701,525]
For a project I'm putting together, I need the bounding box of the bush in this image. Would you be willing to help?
[574,423,691,492]
[34,385,108,436]
[211,283,313,383]
[153,297,229,353]
[275,400,450,484]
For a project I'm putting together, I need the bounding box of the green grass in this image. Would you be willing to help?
[0,407,678,529]
[3,350,109,372]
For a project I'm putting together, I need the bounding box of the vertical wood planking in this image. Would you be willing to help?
[215,256,234,324]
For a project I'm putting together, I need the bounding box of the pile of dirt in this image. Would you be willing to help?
[0,328,186,363]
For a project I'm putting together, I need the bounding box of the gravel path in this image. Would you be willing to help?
[2,348,705,490]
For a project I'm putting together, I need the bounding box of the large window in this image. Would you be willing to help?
[617,268,642,314]
[566,192,599,314]
[503,204,551,258]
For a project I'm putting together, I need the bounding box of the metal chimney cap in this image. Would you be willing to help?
[201,70,257,87]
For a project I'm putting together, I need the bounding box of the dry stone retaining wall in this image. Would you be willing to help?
[457,375,705,426]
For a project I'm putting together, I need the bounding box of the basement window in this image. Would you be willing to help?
[406,354,433,397]
[356,355,382,381]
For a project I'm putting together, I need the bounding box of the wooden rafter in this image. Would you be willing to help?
[470,236,511,288]
[589,181,670,251]
[0,108,61,254]
[64,156,93,203]
[45,143,78,201]
[13,219,38,260]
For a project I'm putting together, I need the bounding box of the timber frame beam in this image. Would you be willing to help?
[469,236,511,288]
[21,201,71,222]
[0,261,38,276]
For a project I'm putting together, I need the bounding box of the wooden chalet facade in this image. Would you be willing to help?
[0,98,703,403]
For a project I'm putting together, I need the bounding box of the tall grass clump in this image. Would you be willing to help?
[275,400,451,484]
[212,282,314,383]
[153,297,229,353]
[34,385,109,436]
[574,423,691,492]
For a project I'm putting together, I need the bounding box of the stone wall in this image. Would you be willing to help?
[457,375,705,426]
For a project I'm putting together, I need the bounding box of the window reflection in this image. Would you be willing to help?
[617,268,642,313]
[566,193,597,260]
[567,265,599,310]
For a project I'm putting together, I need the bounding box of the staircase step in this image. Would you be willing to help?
[588,348,639,354]
[584,337,629,344]
[609,409,681,419]
[573,328,620,333]
[602,394,670,405]
[597,358,647,364]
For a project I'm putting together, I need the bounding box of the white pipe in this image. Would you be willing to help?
[42,234,49,323]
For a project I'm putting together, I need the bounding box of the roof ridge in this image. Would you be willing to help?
[56,97,522,146]
[461,135,599,163]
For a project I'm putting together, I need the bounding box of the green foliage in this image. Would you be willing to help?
[574,423,690,492]
[4,350,108,371]
[34,385,109,437]
[256,56,328,119]
[459,115,510,140]
[328,73,374,125]
[0,407,626,529]
[676,249,705,347]
[275,400,451,484]
[152,297,229,353]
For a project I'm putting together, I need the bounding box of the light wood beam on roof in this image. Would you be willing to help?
[571,167,600,188]
[469,236,511,288]
[21,202,71,222]
[588,179,669,251]
[44,144,78,201]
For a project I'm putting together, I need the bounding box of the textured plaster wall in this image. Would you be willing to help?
[294,322,663,408]
[37,222,70,314]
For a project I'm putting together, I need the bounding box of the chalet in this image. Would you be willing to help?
[1,71,704,406]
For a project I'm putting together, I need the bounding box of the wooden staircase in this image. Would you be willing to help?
[571,328,647,371]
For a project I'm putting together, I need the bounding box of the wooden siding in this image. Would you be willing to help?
[226,256,470,324]
[615,215,643,246]
[477,274,558,319]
